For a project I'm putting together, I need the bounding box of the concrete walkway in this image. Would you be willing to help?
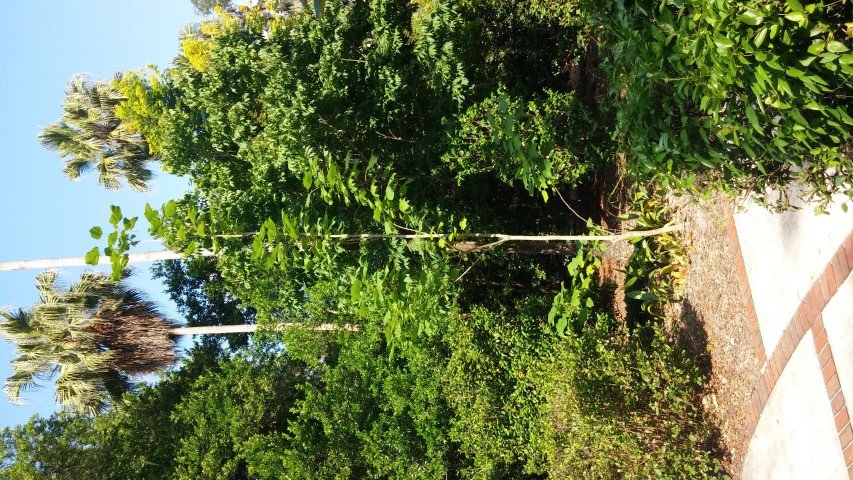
[727,191,853,479]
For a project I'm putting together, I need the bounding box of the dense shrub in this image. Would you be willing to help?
[444,88,611,198]
[551,314,722,479]
[604,0,853,208]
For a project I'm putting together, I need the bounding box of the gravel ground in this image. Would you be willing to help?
[672,194,760,477]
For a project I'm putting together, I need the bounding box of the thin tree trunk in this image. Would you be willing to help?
[0,250,213,272]
[326,224,682,243]
[0,225,681,272]
[169,323,359,336]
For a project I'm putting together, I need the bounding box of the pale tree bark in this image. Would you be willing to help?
[0,250,213,272]
[0,225,681,272]
[169,323,359,335]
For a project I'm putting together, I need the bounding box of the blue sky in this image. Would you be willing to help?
[0,1,204,429]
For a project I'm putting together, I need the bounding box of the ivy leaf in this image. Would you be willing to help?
[84,247,100,266]
[785,67,805,78]
[807,40,825,55]
[714,36,734,50]
[351,278,362,302]
[144,203,157,222]
[827,41,850,53]
[281,212,298,240]
[111,261,123,282]
[458,218,467,230]
[89,226,103,240]
[738,9,763,26]
[555,315,567,337]
[184,241,198,257]
[163,200,177,219]
[754,28,768,47]
[109,205,123,228]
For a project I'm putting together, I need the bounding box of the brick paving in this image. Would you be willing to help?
[728,207,853,479]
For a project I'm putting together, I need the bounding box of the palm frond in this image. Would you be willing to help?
[40,74,156,191]
[0,308,37,339]
[4,368,47,404]
[54,364,107,415]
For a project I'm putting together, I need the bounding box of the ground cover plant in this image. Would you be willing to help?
[2,0,851,477]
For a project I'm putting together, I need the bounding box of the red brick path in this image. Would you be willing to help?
[725,209,853,478]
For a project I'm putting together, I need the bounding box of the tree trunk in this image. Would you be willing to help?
[0,250,214,272]
[0,225,681,272]
[169,323,359,336]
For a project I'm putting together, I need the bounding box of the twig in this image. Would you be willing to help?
[555,187,602,227]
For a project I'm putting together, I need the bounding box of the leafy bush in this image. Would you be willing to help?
[623,187,691,320]
[444,296,561,478]
[551,314,723,479]
[283,322,459,479]
[444,88,611,198]
[604,0,853,208]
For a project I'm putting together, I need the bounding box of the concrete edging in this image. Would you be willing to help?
[725,204,853,478]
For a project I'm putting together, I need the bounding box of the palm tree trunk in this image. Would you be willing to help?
[0,250,214,272]
[169,323,359,335]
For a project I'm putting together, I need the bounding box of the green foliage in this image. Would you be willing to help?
[548,238,603,336]
[113,69,171,156]
[0,413,102,480]
[171,344,308,480]
[551,315,723,478]
[86,345,224,480]
[282,323,459,479]
[87,205,140,281]
[456,0,594,96]
[132,0,593,349]
[151,257,256,351]
[445,88,610,198]
[460,0,586,27]
[604,0,853,208]
[623,188,690,320]
[444,297,561,477]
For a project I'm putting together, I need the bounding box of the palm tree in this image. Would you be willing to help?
[38,74,155,192]
[0,270,357,414]
[0,270,176,414]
